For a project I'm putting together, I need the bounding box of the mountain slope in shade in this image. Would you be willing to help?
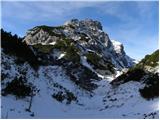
[111,50,159,99]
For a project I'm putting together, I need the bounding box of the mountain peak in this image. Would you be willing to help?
[64,18,103,30]
[23,19,134,71]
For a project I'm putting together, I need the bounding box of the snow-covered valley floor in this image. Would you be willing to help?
[1,65,159,119]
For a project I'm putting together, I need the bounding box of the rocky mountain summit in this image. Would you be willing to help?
[24,19,134,69]
[1,19,158,119]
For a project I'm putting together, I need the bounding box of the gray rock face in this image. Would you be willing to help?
[64,19,103,30]
[23,19,135,73]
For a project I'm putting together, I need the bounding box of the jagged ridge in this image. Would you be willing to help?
[24,19,134,70]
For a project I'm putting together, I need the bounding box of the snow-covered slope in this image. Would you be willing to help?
[1,47,159,119]
[1,54,158,118]
[1,19,159,119]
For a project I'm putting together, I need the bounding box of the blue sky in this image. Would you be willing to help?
[1,1,159,60]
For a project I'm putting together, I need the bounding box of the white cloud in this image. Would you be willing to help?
[3,1,155,23]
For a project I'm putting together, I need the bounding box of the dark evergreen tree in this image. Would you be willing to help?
[1,28,40,70]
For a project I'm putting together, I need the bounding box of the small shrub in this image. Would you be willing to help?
[36,25,65,37]
[32,38,71,54]
[32,44,54,53]
[107,63,115,74]
[52,91,77,104]
[64,44,80,63]
[66,91,77,104]
[139,73,159,99]
[52,92,65,102]
[65,64,99,91]
[53,40,66,50]
[76,67,99,91]
[86,52,105,69]
[54,38,80,63]
[86,52,101,65]
[86,52,114,73]
[2,77,33,98]
[111,68,146,85]
[81,67,99,80]
[127,68,146,81]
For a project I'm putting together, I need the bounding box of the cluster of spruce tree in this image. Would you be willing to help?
[1,29,40,70]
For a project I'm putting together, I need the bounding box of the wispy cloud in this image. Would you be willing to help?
[2,1,100,22]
